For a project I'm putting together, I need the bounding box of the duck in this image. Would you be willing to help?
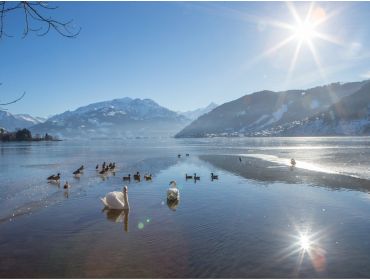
[177,154,181,158]
[96,164,99,170]
[239,156,242,162]
[291,158,296,167]
[167,181,180,201]
[133,171,141,181]
[73,168,81,176]
[123,174,131,181]
[194,173,200,181]
[211,172,218,180]
[101,186,130,210]
[144,174,152,181]
[109,162,116,170]
[186,153,189,157]
[63,181,71,189]
[185,173,193,180]
[47,173,60,182]
[102,162,106,169]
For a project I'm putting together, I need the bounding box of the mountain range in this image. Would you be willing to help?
[0,111,45,131]
[259,81,370,136]
[29,97,190,138]
[175,80,370,137]
[2,79,369,138]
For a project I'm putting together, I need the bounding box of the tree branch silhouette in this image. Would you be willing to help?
[0,1,80,39]
[0,83,26,110]
[0,2,80,109]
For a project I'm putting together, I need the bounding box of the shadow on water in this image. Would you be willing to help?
[199,154,370,193]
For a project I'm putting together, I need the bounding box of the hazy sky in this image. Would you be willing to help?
[1,1,370,117]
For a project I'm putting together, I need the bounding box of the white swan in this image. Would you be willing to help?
[167,181,180,201]
[101,186,130,210]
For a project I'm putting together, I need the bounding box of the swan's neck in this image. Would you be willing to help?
[123,192,130,209]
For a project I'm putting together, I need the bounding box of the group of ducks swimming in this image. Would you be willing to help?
[46,161,154,189]
[96,162,116,175]
[47,165,219,212]
[185,172,218,181]
[99,156,297,211]
[122,172,153,182]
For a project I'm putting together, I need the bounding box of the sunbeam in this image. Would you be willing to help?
[260,2,342,82]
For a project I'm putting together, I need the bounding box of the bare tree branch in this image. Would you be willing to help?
[0,91,26,106]
[0,1,80,39]
[0,2,79,109]
[0,83,26,110]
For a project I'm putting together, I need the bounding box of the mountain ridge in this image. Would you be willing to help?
[178,102,218,120]
[175,80,370,138]
[0,111,45,131]
[259,81,370,136]
[30,97,191,139]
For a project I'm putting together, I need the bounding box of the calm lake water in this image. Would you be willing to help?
[0,137,370,278]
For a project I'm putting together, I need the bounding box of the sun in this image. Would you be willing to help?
[299,234,312,251]
[255,2,341,83]
[293,21,316,42]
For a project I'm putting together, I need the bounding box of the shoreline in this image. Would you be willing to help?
[200,154,370,192]
[0,139,62,142]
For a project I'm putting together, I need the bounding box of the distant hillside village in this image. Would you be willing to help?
[0,128,59,142]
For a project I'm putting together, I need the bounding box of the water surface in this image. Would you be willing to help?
[0,137,370,278]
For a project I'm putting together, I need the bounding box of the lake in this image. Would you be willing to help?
[0,137,370,278]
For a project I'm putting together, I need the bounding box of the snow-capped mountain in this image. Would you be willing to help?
[0,110,45,131]
[259,81,370,136]
[179,102,218,120]
[15,114,46,124]
[30,97,190,138]
[175,80,369,138]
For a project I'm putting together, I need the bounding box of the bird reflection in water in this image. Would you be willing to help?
[103,208,130,232]
[167,199,180,211]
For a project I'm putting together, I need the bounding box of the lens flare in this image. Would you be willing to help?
[299,234,311,251]
[293,21,315,42]
[138,222,144,230]
[250,2,342,86]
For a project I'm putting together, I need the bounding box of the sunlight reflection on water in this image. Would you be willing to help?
[243,153,340,175]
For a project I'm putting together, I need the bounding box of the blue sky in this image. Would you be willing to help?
[1,1,370,117]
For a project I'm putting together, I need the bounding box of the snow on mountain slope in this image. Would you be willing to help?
[175,80,369,138]
[30,97,190,138]
[259,81,370,136]
[179,102,218,120]
[0,111,45,131]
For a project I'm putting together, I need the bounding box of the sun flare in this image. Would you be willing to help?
[299,234,312,251]
[293,21,316,42]
[256,2,341,83]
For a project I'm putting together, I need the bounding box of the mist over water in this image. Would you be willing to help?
[0,137,370,278]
